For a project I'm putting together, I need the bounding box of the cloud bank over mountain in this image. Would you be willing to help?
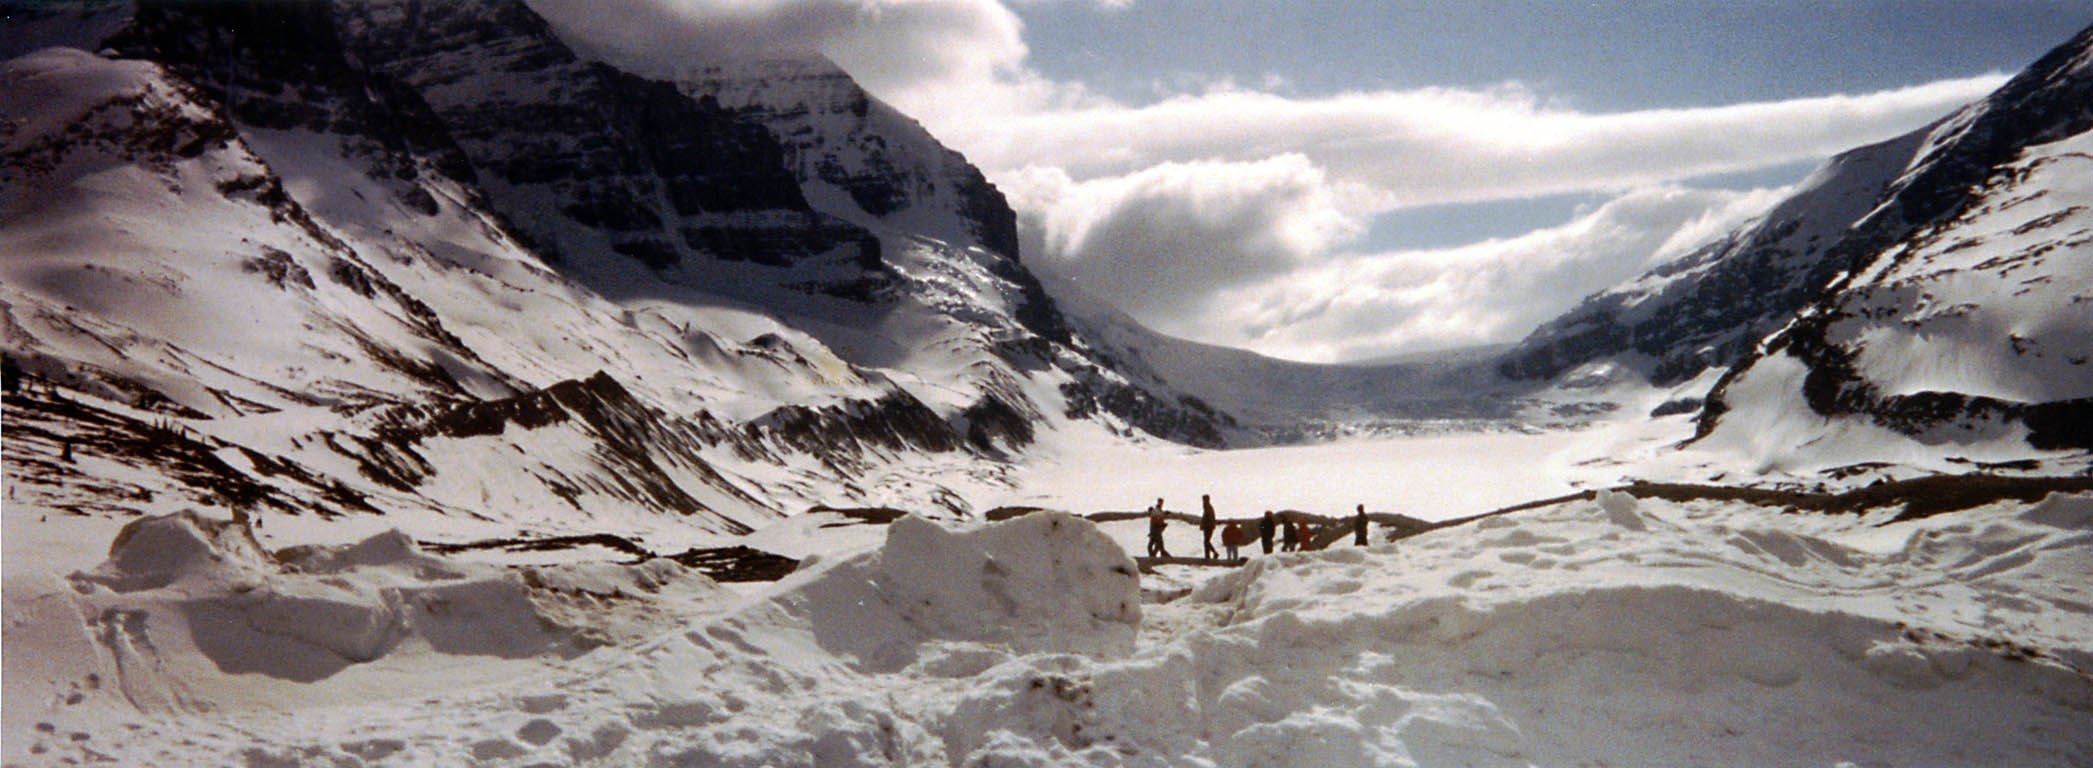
[530,0,2010,362]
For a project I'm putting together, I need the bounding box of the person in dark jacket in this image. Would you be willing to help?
[1146,499,1171,558]
[1200,494,1219,560]
[1280,513,1298,551]
[1259,510,1275,554]
[1354,504,1369,546]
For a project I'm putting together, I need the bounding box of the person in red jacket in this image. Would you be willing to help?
[1221,521,1248,561]
[1146,499,1171,558]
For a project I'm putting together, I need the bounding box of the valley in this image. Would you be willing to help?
[3,3,2089,766]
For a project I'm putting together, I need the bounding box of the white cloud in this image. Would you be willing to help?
[935,76,2005,207]
[1005,155,1369,322]
[1202,185,1793,362]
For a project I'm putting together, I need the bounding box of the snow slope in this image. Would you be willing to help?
[1695,25,2093,463]
[1497,121,1937,387]
[0,43,943,540]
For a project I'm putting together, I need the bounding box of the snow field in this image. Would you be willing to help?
[995,426,1601,523]
[10,494,2090,766]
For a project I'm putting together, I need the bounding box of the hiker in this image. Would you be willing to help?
[1146,500,1171,558]
[1354,504,1369,546]
[1280,513,1298,551]
[1200,494,1219,560]
[1259,510,1275,554]
[1296,519,1319,551]
[1221,521,1247,561]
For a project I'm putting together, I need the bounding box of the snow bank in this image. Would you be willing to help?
[781,511,1142,671]
[13,499,2091,766]
[56,510,708,695]
[1147,493,2093,767]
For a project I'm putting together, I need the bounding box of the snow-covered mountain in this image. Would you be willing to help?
[8,0,2088,542]
[1501,25,2093,402]
[1499,23,2093,466]
[0,0,1236,538]
[1691,26,2093,460]
[1498,126,1938,387]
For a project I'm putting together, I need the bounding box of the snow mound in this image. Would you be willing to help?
[63,511,659,692]
[781,511,1142,671]
[2020,491,2093,530]
[1597,488,1650,530]
[74,510,275,593]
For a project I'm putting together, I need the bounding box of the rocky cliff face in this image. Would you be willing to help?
[681,58,1020,259]
[678,57,1070,345]
[329,0,880,276]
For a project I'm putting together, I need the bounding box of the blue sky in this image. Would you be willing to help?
[1008,0,2084,253]
[541,0,2091,361]
[1015,1,2081,109]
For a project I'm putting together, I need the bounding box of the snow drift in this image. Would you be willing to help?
[46,510,712,712]
[779,511,1144,672]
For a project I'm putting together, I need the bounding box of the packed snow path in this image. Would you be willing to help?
[10,492,2092,766]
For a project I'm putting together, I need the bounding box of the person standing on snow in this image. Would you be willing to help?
[1200,494,1219,560]
[1147,499,1171,558]
[1354,504,1369,546]
[1259,510,1275,554]
[1280,513,1298,551]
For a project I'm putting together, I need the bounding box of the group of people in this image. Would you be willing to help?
[1144,495,1372,561]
